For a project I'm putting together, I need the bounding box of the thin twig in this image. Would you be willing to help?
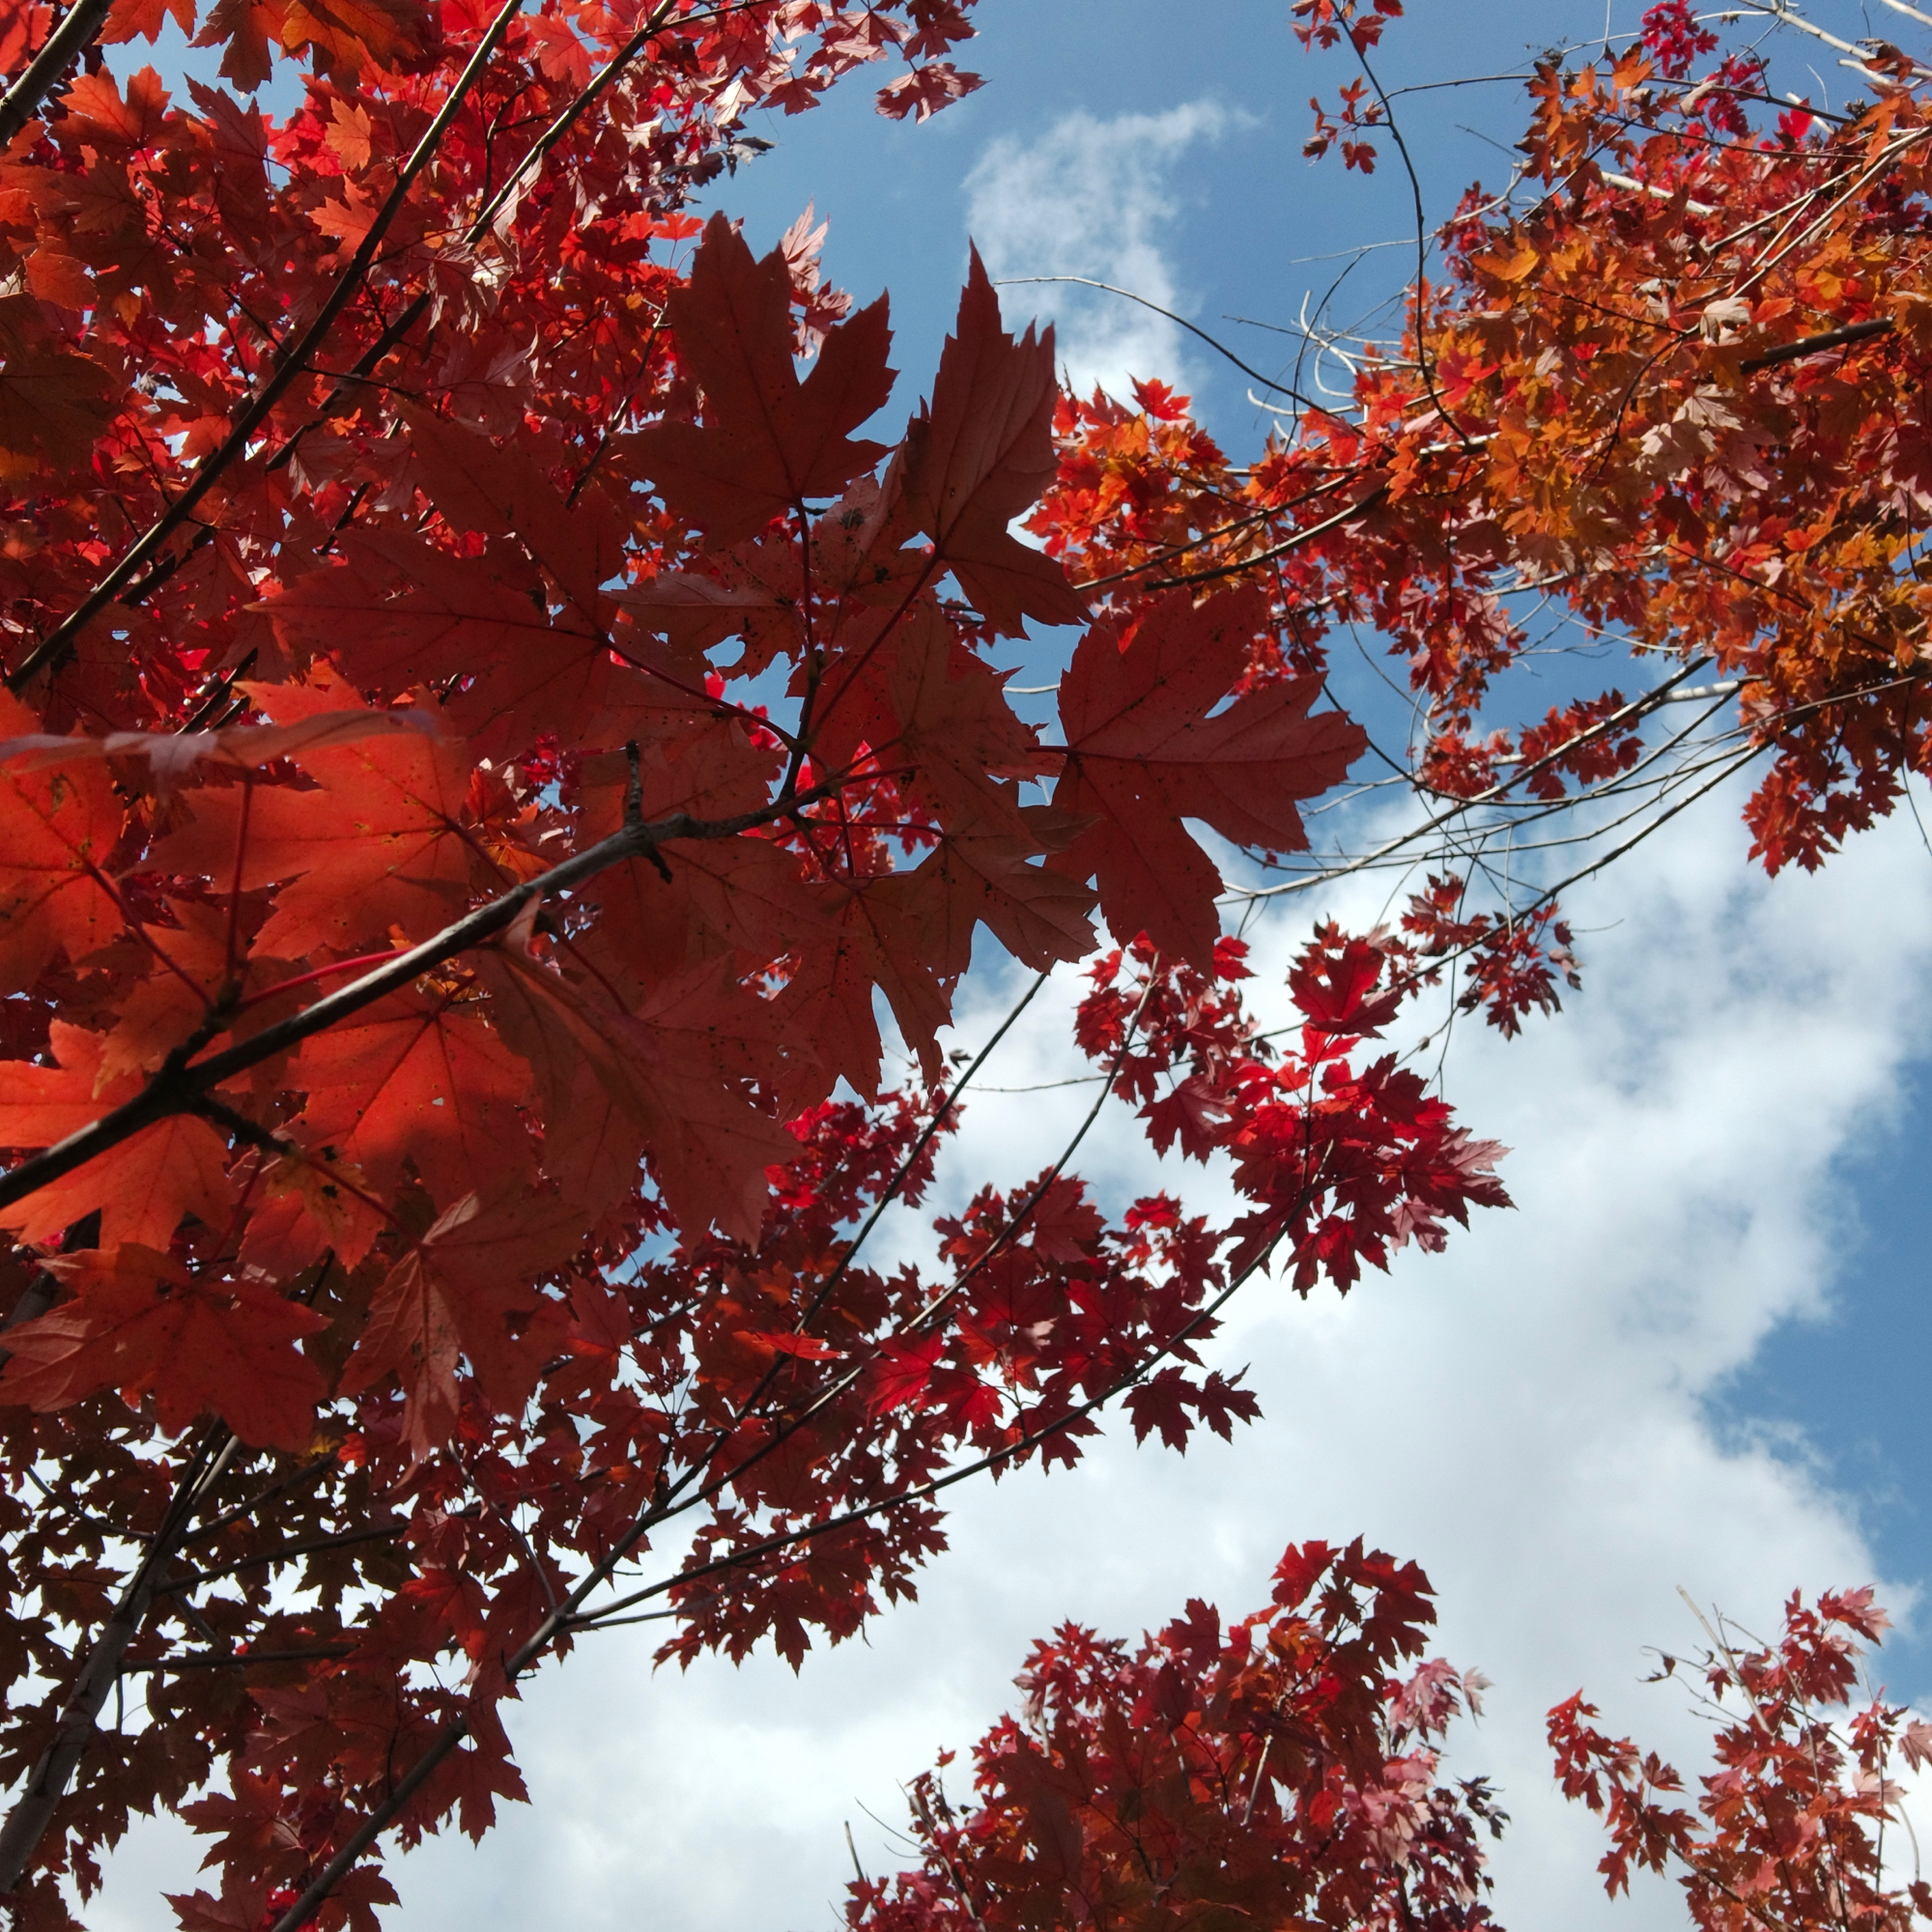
[994,277,1321,412]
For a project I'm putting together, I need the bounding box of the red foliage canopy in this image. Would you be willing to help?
[2,0,1927,1925]
[849,1540,1503,1932]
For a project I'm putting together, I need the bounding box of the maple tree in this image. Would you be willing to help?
[1,0,1928,1926]
[1551,1583,1932,1931]
[847,1539,1505,1932]
[1030,0,1932,1026]
[852,1554,1932,1932]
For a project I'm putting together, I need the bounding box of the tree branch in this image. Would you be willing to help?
[0,1430,235,1895]
[0,791,818,1221]
[1742,317,1896,369]
[156,1520,409,1593]
[0,0,112,148]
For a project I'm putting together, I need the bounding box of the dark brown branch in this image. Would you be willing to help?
[182,1453,338,1547]
[0,0,111,147]
[121,1645,358,1674]
[1348,38,1483,460]
[1741,317,1896,370]
[0,791,806,1221]
[1136,486,1389,591]
[158,1521,409,1593]
[993,276,1321,412]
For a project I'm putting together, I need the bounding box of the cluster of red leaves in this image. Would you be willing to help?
[1292,3,1401,171]
[1420,694,1644,807]
[1303,76,1384,176]
[1550,1586,1932,1931]
[847,1537,1503,1932]
[1640,0,1719,83]
[853,1548,1932,1932]
[1391,876,1582,1040]
[1075,928,1511,1293]
[1291,0,1404,57]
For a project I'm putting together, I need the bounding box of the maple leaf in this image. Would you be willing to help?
[864,1330,948,1415]
[1141,1072,1234,1161]
[165,1880,276,1932]
[618,568,793,669]
[0,298,119,484]
[479,945,796,1242]
[574,823,824,999]
[426,1703,529,1846]
[768,876,954,1107]
[0,695,128,995]
[339,1246,460,1461]
[408,1187,578,1413]
[881,604,1051,834]
[1124,1363,1199,1449]
[1289,928,1405,1037]
[876,61,984,121]
[260,529,620,757]
[392,406,629,617]
[1,1245,327,1449]
[0,1022,232,1250]
[236,1146,388,1277]
[101,0,195,42]
[155,676,478,954]
[196,0,422,89]
[629,213,895,547]
[904,818,1097,979]
[1052,587,1367,963]
[286,991,536,1212]
[97,904,244,1089]
[890,249,1087,636]
[49,66,171,146]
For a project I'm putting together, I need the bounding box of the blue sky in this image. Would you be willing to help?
[83,4,1932,1927]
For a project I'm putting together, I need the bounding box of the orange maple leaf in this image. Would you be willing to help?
[287,991,535,1213]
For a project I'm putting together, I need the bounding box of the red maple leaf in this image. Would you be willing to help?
[1,1244,327,1448]
[0,1022,233,1249]
[1052,587,1367,962]
[629,212,896,547]
[890,248,1088,636]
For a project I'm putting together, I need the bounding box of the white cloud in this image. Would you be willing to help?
[963,102,1235,401]
[89,790,1932,1932]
